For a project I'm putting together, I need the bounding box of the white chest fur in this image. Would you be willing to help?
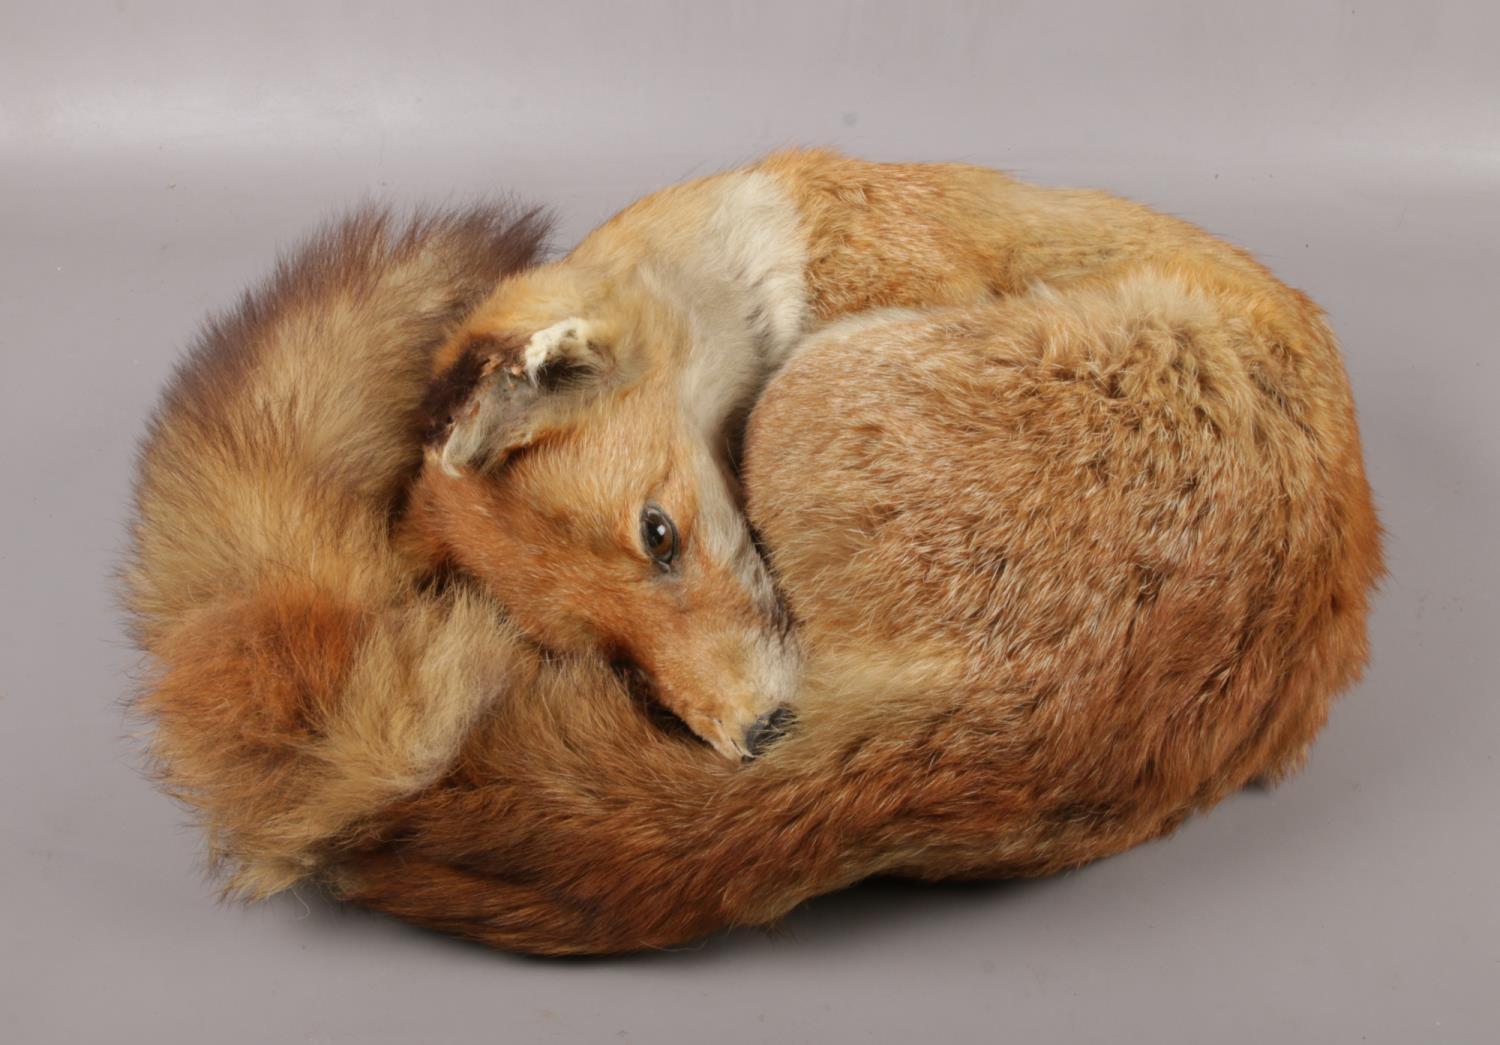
[646,170,810,436]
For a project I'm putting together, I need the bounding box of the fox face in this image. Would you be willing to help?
[404,307,799,761]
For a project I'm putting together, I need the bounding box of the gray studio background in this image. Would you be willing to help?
[3,2,1496,1042]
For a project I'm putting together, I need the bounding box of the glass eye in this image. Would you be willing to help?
[640,505,679,567]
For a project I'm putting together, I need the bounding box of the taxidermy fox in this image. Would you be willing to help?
[401,148,1380,763]
[129,151,1382,952]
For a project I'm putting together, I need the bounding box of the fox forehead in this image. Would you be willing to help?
[492,392,696,533]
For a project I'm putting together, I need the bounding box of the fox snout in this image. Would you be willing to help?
[632,616,800,761]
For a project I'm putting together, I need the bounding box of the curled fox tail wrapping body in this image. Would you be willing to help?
[125,206,550,896]
[127,152,1383,952]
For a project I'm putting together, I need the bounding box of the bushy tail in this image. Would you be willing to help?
[125,204,550,895]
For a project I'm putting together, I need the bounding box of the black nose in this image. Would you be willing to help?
[744,706,795,758]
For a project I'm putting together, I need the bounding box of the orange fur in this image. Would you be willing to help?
[403,176,809,757]
[126,153,1383,953]
[402,374,791,750]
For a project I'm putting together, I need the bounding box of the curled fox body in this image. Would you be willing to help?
[403,149,1382,760]
[127,151,1382,953]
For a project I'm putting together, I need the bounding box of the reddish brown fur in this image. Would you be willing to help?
[126,204,553,893]
[332,287,1381,952]
[126,156,1383,953]
[403,282,797,757]
[401,355,788,749]
[141,584,367,870]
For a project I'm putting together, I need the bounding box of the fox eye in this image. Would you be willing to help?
[640,505,679,568]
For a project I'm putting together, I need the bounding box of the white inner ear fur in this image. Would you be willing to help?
[522,317,606,381]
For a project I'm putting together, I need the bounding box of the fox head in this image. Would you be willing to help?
[402,273,798,760]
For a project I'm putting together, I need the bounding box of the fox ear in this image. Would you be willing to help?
[424,318,615,476]
[515,317,613,385]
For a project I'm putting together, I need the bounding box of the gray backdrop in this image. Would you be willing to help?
[3,2,1496,1042]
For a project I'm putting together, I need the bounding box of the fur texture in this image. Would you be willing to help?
[125,204,551,895]
[403,166,814,758]
[126,153,1383,953]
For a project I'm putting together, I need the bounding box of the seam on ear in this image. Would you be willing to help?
[420,334,522,445]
